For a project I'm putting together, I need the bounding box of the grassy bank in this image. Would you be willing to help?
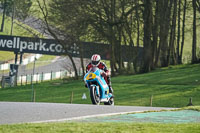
[0,122,200,133]
[0,64,200,107]
[0,64,200,133]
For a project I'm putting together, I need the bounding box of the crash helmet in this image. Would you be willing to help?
[91,54,101,66]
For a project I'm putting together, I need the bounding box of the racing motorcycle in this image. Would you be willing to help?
[84,66,114,105]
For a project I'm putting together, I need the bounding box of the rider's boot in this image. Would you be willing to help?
[109,85,113,93]
[109,85,114,98]
[107,76,114,98]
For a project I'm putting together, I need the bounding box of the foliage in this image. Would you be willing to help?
[0,15,45,62]
[1,0,200,76]
[33,0,200,76]
[0,0,32,20]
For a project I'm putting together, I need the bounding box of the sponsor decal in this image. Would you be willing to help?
[0,35,79,55]
[0,35,142,61]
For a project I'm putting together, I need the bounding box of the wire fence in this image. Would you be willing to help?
[16,68,84,85]
[0,67,84,88]
[0,55,88,88]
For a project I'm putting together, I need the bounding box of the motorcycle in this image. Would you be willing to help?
[84,66,114,105]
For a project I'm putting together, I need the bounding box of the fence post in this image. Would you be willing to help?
[187,97,193,106]
[150,95,153,107]
[21,75,22,86]
[34,90,36,102]
[51,71,53,80]
[26,74,27,85]
[31,74,33,84]
[70,69,72,77]
[41,72,43,82]
[79,68,81,76]
[60,70,62,79]
[70,91,73,104]
[36,73,38,84]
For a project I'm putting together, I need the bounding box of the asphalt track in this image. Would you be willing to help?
[0,102,177,125]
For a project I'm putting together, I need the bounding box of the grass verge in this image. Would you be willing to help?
[0,122,200,133]
[0,64,200,107]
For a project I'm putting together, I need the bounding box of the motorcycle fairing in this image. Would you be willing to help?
[84,68,110,99]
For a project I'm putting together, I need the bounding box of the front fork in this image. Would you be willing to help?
[90,85,100,97]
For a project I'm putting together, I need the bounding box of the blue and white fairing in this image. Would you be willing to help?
[84,66,112,100]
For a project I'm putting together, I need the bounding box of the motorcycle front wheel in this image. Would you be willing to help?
[90,86,100,105]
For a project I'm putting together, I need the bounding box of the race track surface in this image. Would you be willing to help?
[0,102,176,125]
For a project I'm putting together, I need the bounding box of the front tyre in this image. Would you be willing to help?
[90,86,100,105]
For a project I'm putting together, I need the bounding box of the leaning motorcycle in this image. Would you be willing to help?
[84,66,114,105]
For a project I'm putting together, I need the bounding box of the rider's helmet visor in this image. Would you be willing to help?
[92,61,100,66]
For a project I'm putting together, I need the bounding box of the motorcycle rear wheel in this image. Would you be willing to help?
[90,86,100,105]
[104,97,114,105]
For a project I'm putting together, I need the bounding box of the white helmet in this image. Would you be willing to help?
[91,54,101,66]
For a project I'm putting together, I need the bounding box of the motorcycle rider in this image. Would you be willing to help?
[85,54,113,95]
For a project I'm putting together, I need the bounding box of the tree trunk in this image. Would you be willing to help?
[152,0,159,69]
[180,0,187,64]
[110,35,116,76]
[159,0,173,67]
[10,2,15,35]
[109,0,116,76]
[79,41,85,77]
[116,26,123,73]
[142,0,153,73]
[134,0,140,73]
[1,0,6,32]
[168,0,177,65]
[176,0,181,64]
[192,0,197,63]
[37,0,79,79]
[68,54,78,79]
[196,0,200,12]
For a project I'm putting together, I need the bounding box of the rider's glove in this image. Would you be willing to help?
[101,72,107,77]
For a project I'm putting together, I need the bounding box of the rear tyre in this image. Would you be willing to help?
[90,86,100,105]
[104,97,114,106]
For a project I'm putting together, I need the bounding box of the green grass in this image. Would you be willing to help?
[0,64,200,108]
[183,106,200,111]
[0,122,200,133]
[0,51,15,62]
[0,15,43,37]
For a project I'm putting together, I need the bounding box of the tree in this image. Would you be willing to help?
[179,0,187,64]
[176,0,181,64]
[156,0,172,67]
[152,0,160,69]
[36,0,85,79]
[192,0,197,63]
[33,0,198,76]
[197,0,200,12]
[0,0,7,32]
[0,0,32,33]
[77,0,141,75]
[168,0,177,65]
[142,0,153,72]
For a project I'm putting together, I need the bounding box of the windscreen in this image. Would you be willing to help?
[89,66,98,72]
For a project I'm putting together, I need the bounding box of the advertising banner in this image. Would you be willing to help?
[0,35,142,61]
